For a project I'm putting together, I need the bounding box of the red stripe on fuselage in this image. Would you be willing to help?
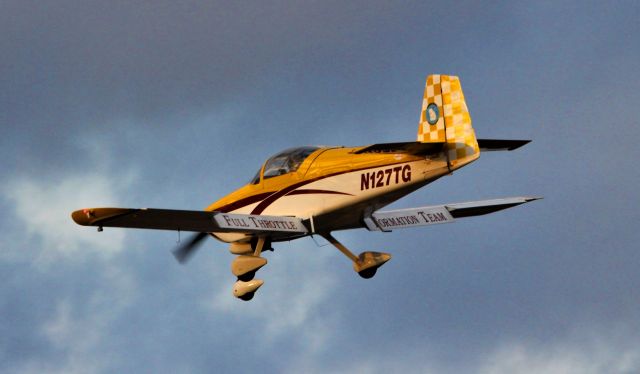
[215,192,276,213]
[286,189,353,196]
[250,160,414,215]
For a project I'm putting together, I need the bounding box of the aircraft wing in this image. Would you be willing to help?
[71,208,308,234]
[364,196,541,231]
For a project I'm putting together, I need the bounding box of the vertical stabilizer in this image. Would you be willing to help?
[417,75,479,169]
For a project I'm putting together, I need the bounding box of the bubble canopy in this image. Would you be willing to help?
[250,146,320,184]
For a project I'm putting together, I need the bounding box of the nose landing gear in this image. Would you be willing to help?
[230,236,269,301]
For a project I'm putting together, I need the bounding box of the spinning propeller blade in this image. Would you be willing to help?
[172,232,208,264]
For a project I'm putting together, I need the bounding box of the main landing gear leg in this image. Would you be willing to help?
[231,236,268,301]
[321,233,391,279]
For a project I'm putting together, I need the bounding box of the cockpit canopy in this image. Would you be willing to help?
[250,146,320,184]
[263,146,320,179]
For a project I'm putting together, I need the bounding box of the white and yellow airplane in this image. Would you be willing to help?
[72,75,539,300]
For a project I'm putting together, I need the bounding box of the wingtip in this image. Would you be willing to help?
[71,209,93,226]
[524,196,543,202]
[70,207,133,226]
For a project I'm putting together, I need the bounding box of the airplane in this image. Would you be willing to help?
[71,74,540,301]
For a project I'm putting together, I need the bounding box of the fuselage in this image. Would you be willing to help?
[207,144,465,243]
[206,74,483,243]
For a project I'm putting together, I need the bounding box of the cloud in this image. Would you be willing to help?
[2,171,135,264]
[479,332,640,374]
[282,327,640,374]
[7,265,137,374]
[207,239,339,345]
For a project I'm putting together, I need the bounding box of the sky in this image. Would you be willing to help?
[1,1,640,373]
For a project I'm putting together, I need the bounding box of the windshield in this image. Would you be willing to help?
[263,146,320,179]
[249,169,261,185]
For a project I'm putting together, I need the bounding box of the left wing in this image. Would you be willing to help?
[364,196,541,231]
[71,208,308,234]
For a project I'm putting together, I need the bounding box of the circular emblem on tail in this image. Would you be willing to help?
[426,103,439,126]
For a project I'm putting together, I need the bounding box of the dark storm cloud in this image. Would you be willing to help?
[1,1,417,126]
[1,1,293,176]
[0,1,519,176]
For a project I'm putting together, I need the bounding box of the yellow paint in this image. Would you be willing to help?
[205,146,428,212]
[418,75,479,169]
[208,75,480,213]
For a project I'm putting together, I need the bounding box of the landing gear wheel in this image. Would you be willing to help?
[358,268,377,279]
[237,271,256,282]
[239,292,255,301]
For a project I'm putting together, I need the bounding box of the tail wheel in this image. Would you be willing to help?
[358,268,377,279]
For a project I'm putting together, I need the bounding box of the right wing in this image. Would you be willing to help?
[71,208,308,234]
[364,196,541,231]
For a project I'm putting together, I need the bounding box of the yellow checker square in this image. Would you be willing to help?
[418,74,478,168]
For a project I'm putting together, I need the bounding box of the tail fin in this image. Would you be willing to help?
[417,75,479,169]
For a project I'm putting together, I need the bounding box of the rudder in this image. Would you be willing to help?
[417,75,479,169]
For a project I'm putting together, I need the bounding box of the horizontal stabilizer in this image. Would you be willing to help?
[356,139,529,155]
[71,208,308,234]
[477,139,531,151]
[355,141,444,155]
[365,196,541,231]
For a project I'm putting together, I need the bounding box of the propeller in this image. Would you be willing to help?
[172,232,208,264]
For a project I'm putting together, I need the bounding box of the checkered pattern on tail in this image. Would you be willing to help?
[417,75,479,169]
